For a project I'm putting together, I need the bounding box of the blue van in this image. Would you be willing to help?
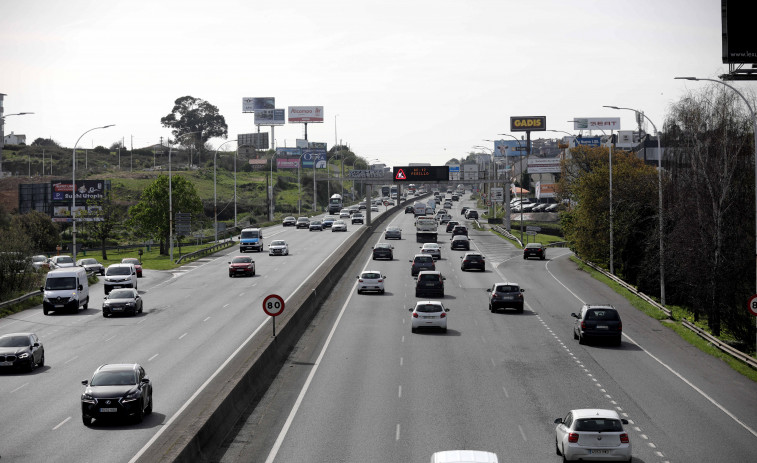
[240,228,263,252]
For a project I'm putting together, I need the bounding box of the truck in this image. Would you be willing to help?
[381,185,391,198]
[415,216,438,243]
[390,185,398,199]
[328,194,343,214]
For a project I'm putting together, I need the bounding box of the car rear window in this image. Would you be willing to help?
[416,304,443,313]
[362,273,381,279]
[415,256,433,263]
[419,274,439,282]
[495,285,519,293]
[585,309,619,321]
[574,418,623,432]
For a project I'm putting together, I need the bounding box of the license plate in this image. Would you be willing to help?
[597,325,608,329]
[422,316,435,319]
[589,450,610,454]
[55,305,64,308]
[0,361,12,366]
[236,269,245,272]
[426,283,435,287]
[100,408,117,413]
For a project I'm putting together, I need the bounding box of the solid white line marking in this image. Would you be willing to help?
[148,354,159,362]
[64,356,78,364]
[400,357,403,366]
[398,385,402,398]
[11,383,28,393]
[518,425,527,441]
[648,442,657,448]
[396,423,401,441]
[502,386,509,398]
[178,333,187,340]
[53,416,71,430]
[223,303,230,308]
[105,335,117,342]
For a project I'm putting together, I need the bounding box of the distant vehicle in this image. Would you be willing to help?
[358,201,367,210]
[81,363,153,426]
[372,243,394,260]
[328,194,343,214]
[486,282,524,313]
[409,301,449,333]
[451,235,470,251]
[351,213,364,225]
[228,255,255,277]
[460,252,485,271]
[371,204,379,212]
[430,450,498,463]
[296,217,310,229]
[282,216,297,227]
[239,227,264,252]
[103,263,137,295]
[523,242,546,260]
[381,185,391,198]
[121,258,143,277]
[451,194,459,201]
[460,206,469,216]
[331,220,348,232]
[445,221,459,233]
[555,409,631,462]
[322,215,337,228]
[348,205,360,214]
[415,216,438,243]
[465,210,479,220]
[438,214,452,224]
[451,225,468,238]
[415,270,445,297]
[356,270,386,294]
[268,240,289,256]
[309,220,324,231]
[48,255,75,269]
[0,332,44,372]
[31,255,49,271]
[405,205,414,214]
[410,254,435,276]
[77,258,105,276]
[390,185,398,199]
[420,243,441,260]
[339,209,351,218]
[42,267,90,314]
[102,288,142,317]
[571,305,623,345]
[385,226,402,240]
[413,201,427,217]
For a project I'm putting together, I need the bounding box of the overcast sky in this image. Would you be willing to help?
[1,0,732,166]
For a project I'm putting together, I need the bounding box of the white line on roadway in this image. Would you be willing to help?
[178,333,187,340]
[64,356,78,364]
[53,416,70,430]
[148,354,159,362]
[11,383,28,393]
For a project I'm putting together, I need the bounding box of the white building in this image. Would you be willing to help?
[3,131,26,145]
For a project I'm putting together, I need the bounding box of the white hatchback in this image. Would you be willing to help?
[554,409,631,462]
[356,270,386,294]
[410,300,449,333]
[268,240,289,256]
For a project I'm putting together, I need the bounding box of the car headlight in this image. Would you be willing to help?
[122,390,140,402]
[18,352,30,359]
[125,302,135,307]
[81,393,96,403]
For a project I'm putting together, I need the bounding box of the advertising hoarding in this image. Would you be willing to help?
[535,182,558,199]
[510,116,546,132]
[302,149,327,168]
[493,139,528,157]
[722,0,757,64]
[242,97,275,113]
[51,180,108,222]
[51,180,106,202]
[527,158,561,174]
[238,133,269,149]
[288,106,324,123]
[573,118,621,131]
[254,109,286,126]
[277,158,301,169]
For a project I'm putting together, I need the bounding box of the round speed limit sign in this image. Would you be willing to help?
[748,294,757,317]
[263,294,285,317]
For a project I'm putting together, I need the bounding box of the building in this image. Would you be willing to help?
[3,131,26,145]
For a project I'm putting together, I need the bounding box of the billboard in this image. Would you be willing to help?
[392,166,449,182]
[573,118,621,131]
[510,116,546,132]
[254,109,286,126]
[277,158,301,169]
[493,139,528,157]
[527,158,561,174]
[535,182,558,199]
[302,149,327,168]
[51,180,108,222]
[238,133,269,149]
[575,136,602,147]
[276,147,301,157]
[242,97,275,113]
[288,106,324,123]
[722,0,757,64]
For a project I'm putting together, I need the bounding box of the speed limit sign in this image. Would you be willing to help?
[263,294,285,317]
[748,294,757,317]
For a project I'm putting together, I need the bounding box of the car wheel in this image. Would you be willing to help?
[573,329,579,340]
[372,256,376,260]
[578,333,586,345]
[38,352,44,367]
[540,255,545,260]
[380,289,385,294]
[442,327,447,333]
[103,312,108,317]
[411,327,417,333]
[134,400,145,423]
[229,274,233,278]
[489,304,495,313]
[27,358,35,372]
[615,336,622,346]
[252,268,256,276]
[83,298,88,310]
[357,289,362,294]
[82,415,92,426]
[145,394,153,414]
[43,307,49,316]
[517,305,524,313]
[523,255,527,260]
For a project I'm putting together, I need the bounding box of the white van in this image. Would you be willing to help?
[41,267,90,315]
[103,263,138,295]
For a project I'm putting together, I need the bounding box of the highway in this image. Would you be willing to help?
[213,196,757,463]
[0,207,388,462]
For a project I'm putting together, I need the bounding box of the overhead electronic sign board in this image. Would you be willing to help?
[393,165,449,182]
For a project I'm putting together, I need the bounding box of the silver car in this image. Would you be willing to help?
[77,258,105,275]
[385,226,402,240]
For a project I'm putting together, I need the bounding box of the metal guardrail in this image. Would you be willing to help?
[491,225,523,248]
[0,290,42,310]
[175,240,236,264]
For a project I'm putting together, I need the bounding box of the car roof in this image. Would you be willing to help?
[414,300,443,307]
[494,281,520,286]
[464,252,482,256]
[583,304,616,310]
[97,363,141,372]
[417,270,441,275]
[361,270,382,274]
[431,450,499,463]
[570,408,622,420]
[0,332,35,338]
[452,235,469,240]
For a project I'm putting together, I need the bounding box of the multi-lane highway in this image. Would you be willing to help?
[213,196,757,463]
[0,207,388,462]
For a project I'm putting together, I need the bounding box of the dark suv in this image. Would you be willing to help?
[571,305,623,345]
[415,271,445,297]
[460,252,485,271]
[451,225,468,238]
[410,254,435,276]
[81,363,153,425]
[486,282,525,313]
[466,210,479,220]
[372,243,394,260]
[523,242,547,260]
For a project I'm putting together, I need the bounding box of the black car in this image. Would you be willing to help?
[451,235,470,250]
[102,288,143,317]
[405,205,414,214]
[415,271,445,297]
[410,254,435,276]
[523,242,546,260]
[460,252,485,271]
[372,243,394,260]
[81,363,153,425]
[451,225,468,238]
[486,282,524,313]
[309,220,324,231]
[571,305,623,346]
[466,210,479,220]
[0,332,44,372]
[460,206,469,215]
[282,216,297,227]
[296,217,310,229]
[445,221,459,233]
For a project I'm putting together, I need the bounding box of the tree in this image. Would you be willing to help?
[84,192,123,260]
[11,211,60,253]
[31,138,59,147]
[160,96,228,154]
[127,175,203,255]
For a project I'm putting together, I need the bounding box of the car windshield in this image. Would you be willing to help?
[241,230,260,238]
[106,266,131,276]
[453,236,468,241]
[334,221,345,225]
[80,258,97,265]
[45,276,76,290]
[495,285,519,293]
[232,257,252,263]
[0,335,30,347]
[285,217,295,221]
[585,309,620,321]
[574,418,623,432]
[271,241,286,246]
[109,289,135,299]
[416,304,443,313]
[91,370,138,386]
[361,272,381,279]
[56,256,74,264]
[298,217,308,221]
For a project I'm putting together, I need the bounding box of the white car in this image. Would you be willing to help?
[431,450,499,463]
[371,204,379,212]
[554,409,631,462]
[420,243,442,260]
[339,209,351,218]
[48,255,75,269]
[103,263,138,295]
[268,240,289,256]
[332,220,348,232]
[409,300,449,333]
[356,270,386,294]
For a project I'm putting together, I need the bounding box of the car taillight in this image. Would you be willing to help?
[568,433,579,443]
[358,279,364,282]
[617,321,622,331]
[620,433,629,443]
[412,312,418,318]
[581,321,586,330]
[378,279,383,283]
[440,312,446,318]
[463,260,469,263]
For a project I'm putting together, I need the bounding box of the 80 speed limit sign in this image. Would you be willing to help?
[748,294,757,317]
[263,294,285,317]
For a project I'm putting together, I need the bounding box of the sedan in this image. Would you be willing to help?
[554,409,631,462]
[121,258,143,277]
[405,205,414,214]
[228,256,255,277]
[372,243,394,260]
[420,243,441,260]
[445,221,459,233]
[77,257,105,275]
[81,363,153,425]
[371,204,379,212]
[269,240,289,256]
[523,242,546,260]
[309,220,324,231]
[571,305,623,346]
[31,255,49,271]
[486,282,524,313]
[356,270,386,294]
[339,209,351,219]
[451,235,470,251]
[385,226,402,240]
[102,288,143,317]
[331,220,348,232]
[282,216,297,227]
[460,252,485,271]
[409,301,449,333]
[0,332,44,372]
[351,213,364,225]
[48,255,75,269]
[296,217,310,229]
[322,216,337,228]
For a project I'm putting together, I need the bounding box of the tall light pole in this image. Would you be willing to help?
[236,143,251,228]
[0,111,34,175]
[215,139,238,242]
[675,76,757,351]
[604,105,666,306]
[168,131,199,263]
[72,124,114,261]
[474,145,495,218]
[270,148,277,222]
[499,134,524,238]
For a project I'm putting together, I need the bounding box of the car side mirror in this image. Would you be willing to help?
[554,418,563,424]
[570,313,578,318]
[78,285,83,291]
[82,380,89,386]
[409,260,412,263]
[408,308,413,312]
[486,288,492,292]
[40,286,44,292]
[520,288,525,292]
[442,277,446,280]
[445,308,450,312]
[228,262,231,264]
[141,377,150,384]
[383,276,387,279]
[33,342,40,347]
[621,419,629,425]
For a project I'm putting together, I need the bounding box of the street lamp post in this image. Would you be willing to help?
[675,76,757,351]
[474,146,495,218]
[214,139,238,242]
[72,124,114,261]
[498,134,524,237]
[604,105,665,306]
[168,131,200,263]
